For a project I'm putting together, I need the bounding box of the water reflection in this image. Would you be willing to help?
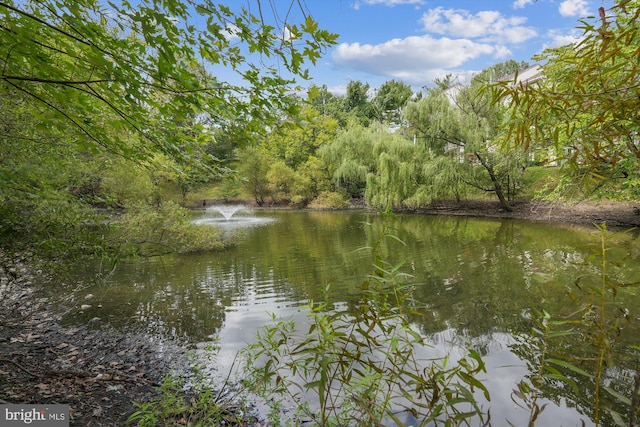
[59,210,640,425]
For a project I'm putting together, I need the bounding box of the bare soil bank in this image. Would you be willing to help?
[404,200,640,228]
[1,200,639,426]
[0,253,187,426]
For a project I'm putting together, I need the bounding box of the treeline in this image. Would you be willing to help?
[231,61,534,211]
[229,53,639,212]
[1,0,638,258]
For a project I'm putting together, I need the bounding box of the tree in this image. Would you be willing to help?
[320,124,376,198]
[344,80,373,126]
[320,123,417,208]
[264,106,339,169]
[404,61,528,211]
[364,127,417,208]
[371,79,413,126]
[297,155,333,199]
[237,147,272,206]
[0,0,337,253]
[493,1,640,181]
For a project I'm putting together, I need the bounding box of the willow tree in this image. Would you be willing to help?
[493,0,640,187]
[320,124,417,208]
[404,61,528,211]
[365,130,417,208]
[320,125,376,198]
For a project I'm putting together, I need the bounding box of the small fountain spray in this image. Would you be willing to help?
[206,204,249,220]
[193,204,275,229]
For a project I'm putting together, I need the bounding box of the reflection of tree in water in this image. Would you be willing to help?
[393,218,585,334]
[371,215,640,425]
[510,323,639,426]
[509,231,640,426]
[60,211,640,424]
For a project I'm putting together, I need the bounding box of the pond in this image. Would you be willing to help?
[60,209,640,426]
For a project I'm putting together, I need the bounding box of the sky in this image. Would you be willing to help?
[288,0,613,95]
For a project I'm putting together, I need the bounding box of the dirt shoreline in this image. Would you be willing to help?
[0,253,190,426]
[1,200,639,426]
[405,199,640,228]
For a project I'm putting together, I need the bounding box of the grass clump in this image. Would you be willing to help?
[126,365,253,427]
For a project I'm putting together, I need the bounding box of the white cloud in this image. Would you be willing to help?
[420,7,537,44]
[351,0,424,8]
[513,0,535,9]
[222,24,240,41]
[332,35,497,85]
[558,0,591,17]
[363,0,426,5]
[493,45,513,58]
[327,84,348,96]
[545,29,584,48]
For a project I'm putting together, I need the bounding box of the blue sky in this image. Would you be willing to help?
[290,0,612,94]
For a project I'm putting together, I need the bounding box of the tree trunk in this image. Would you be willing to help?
[474,151,512,212]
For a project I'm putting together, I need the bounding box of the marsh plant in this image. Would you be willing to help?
[127,347,255,426]
[510,225,640,426]
[241,217,491,426]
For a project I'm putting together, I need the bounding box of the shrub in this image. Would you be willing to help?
[113,202,230,256]
[308,190,350,209]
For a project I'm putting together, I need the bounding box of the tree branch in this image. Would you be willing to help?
[2,75,114,85]
[0,2,89,46]
[5,80,114,154]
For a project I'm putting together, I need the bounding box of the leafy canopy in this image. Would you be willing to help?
[0,0,338,162]
[0,0,337,255]
[493,0,640,175]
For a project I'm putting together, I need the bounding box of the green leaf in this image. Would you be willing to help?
[459,371,490,401]
[605,407,627,427]
[602,386,631,405]
[546,358,594,378]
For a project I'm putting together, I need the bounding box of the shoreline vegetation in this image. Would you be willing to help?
[195,197,640,229]
[1,200,639,426]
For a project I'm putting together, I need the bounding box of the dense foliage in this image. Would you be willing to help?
[493,0,640,192]
[2,0,638,258]
[0,0,337,256]
[1,1,639,424]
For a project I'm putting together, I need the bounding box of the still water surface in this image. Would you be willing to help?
[62,209,640,426]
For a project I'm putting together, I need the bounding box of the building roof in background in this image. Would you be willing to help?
[499,64,544,86]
